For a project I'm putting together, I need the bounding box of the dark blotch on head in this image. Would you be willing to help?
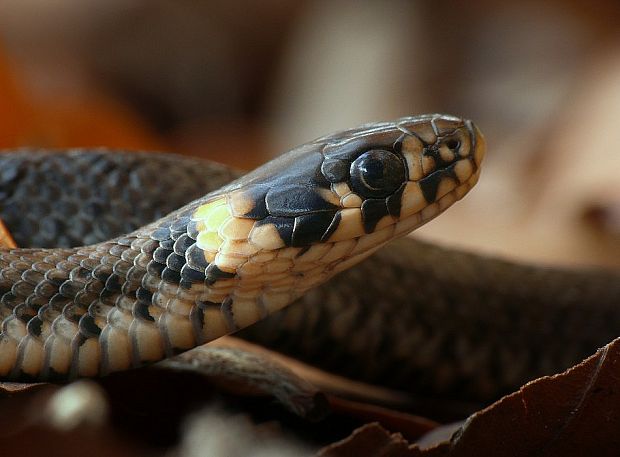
[265,185,338,217]
[361,199,389,233]
[321,159,349,183]
[386,182,406,217]
[292,212,336,247]
[241,185,269,219]
[321,211,342,242]
[255,216,295,246]
[419,166,455,204]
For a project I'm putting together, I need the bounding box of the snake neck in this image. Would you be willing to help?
[0,185,388,382]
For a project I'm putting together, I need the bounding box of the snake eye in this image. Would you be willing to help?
[350,150,405,199]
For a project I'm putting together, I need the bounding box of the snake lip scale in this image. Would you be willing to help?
[0,114,484,381]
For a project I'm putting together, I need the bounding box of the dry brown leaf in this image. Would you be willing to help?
[207,336,413,407]
[161,341,330,421]
[410,337,620,456]
[327,396,437,443]
[318,422,412,457]
[0,218,16,248]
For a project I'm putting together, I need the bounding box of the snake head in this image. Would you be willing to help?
[179,115,485,311]
[317,114,485,238]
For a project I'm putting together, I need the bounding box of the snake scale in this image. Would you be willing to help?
[1,114,618,405]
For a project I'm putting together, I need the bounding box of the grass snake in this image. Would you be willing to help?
[2,114,614,406]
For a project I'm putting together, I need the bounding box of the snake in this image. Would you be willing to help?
[1,115,618,407]
[0,115,484,385]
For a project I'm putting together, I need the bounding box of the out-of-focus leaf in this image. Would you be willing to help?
[205,337,413,407]
[0,218,17,248]
[318,422,412,457]
[162,339,330,421]
[413,337,620,455]
[326,396,437,443]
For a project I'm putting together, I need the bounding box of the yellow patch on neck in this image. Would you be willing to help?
[193,198,232,254]
[193,199,227,221]
[196,231,224,252]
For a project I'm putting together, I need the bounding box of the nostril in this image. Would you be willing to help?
[446,139,460,151]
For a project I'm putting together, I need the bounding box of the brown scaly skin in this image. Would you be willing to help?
[0,152,242,381]
[1,148,619,405]
[0,116,484,382]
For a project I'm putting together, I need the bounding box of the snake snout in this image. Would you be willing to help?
[397,116,484,211]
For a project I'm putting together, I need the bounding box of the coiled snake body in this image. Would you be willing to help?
[1,115,618,405]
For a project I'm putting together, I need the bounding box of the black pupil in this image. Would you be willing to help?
[350,150,404,198]
[360,157,386,189]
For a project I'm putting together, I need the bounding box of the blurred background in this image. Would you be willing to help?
[0,0,619,267]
